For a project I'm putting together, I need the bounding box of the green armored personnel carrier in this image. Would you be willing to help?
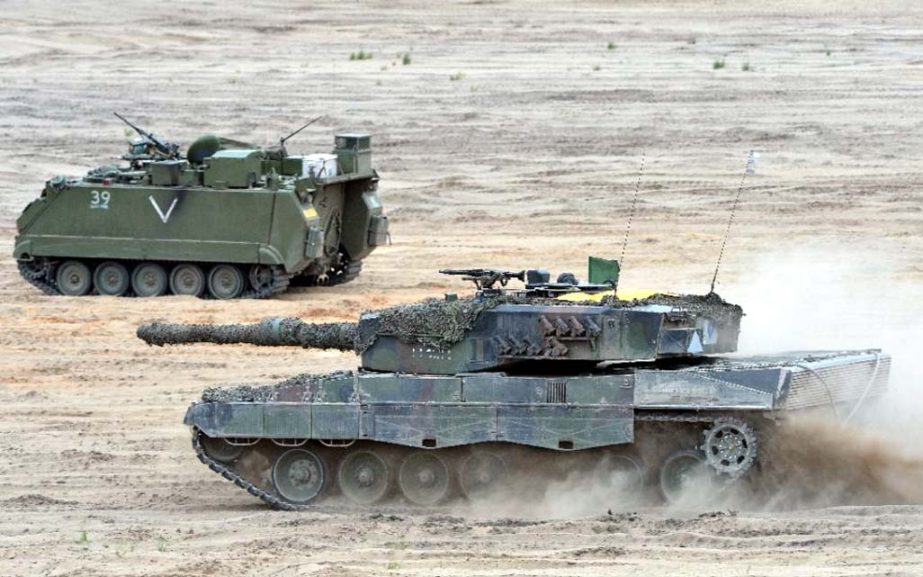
[139,258,890,507]
[14,115,388,298]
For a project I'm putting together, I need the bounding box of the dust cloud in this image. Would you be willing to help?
[716,246,923,510]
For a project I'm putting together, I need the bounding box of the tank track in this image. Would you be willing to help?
[189,411,757,511]
[17,258,291,299]
[191,430,303,511]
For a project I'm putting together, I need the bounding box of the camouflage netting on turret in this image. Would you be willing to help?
[362,296,503,351]
[617,292,744,324]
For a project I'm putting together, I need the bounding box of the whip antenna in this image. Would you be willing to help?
[710,150,755,294]
[619,152,646,273]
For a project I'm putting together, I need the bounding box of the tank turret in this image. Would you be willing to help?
[138,258,744,375]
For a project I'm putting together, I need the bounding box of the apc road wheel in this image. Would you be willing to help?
[459,451,508,499]
[399,452,450,506]
[169,263,205,297]
[93,261,130,296]
[201,435,243,463]
[55,260,92,296]
[272,448,325,505]
[338,450,390,505]
[658,449,712,504]
[131,263,168,297]
[208,264,244,299]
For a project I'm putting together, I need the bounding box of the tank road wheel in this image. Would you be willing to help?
[207,265,244,299]
[169,263,206,297]
[272,448,326,505]
[702,417,758,478]
[201,435,243,463]
[55,260,92,296]
[459,451,508,499]
[606,454,646,491]
[399,452,450,506]
[131,263,168,297]
[659,449,712,503]
[338,450,391,505]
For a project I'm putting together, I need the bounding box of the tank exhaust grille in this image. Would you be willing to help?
[546,381,567,403]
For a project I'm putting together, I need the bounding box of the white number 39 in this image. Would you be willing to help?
[90,190,110,209]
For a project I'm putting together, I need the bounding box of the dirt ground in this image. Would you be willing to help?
[1,0,922,575]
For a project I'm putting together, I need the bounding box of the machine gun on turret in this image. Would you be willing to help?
[439,268,525,291]
[114,112,181,160]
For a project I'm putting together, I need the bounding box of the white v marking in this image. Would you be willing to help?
[149,196,178,224]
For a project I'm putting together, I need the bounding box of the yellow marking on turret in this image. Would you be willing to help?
[302,207,318,219]
[555,288,674,302]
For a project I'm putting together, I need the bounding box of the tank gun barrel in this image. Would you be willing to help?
[137,317,358,351]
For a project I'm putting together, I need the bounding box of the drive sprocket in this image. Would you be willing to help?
[701,417,758,478]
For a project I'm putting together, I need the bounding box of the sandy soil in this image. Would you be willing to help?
[1,0,922,575]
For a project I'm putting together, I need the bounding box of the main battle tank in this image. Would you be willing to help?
[14,114,388,298]
[139,258,890,507]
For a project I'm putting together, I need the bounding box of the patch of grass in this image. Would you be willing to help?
[607,41,616,50]
[742,62,751,71]
[592,64,601,71]
[825,49,832,56]
[402,52,412,65]
[449,72,465,81]
[712,58,726,70]
[157,539,167,553]
[386,562,400,571]
[349,50,373,61]
[77,531,89,545]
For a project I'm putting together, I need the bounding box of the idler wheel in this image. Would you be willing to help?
[272,448,326,505]
[399,452,450,506]
[169,263,206,297]
[338,450,390,505]
[132,262,168,297]
[56,260,92,296]
[458,451,508,499]
[201,435,243,463]
[702,417,758,478]
[207,264,244,299]
[658,449,714,504]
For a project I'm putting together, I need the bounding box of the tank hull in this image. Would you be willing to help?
[185,350,889,508]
